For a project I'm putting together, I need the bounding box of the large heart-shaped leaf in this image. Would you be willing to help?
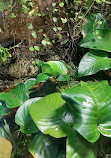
[15,98,41,134]
[78,50,111,77]
[0,137,12,158]
[62,81,111,143]
[46,61,68,75]
[36,73,50,84]
[41,64,59,76]
[80,13,111,52]
[0,83,29,108]
[67,130,98,158]
[42,61,67,76]
[28,133,61,158]
[82,13,109,37]
[80,29,111,52]
[30,93,74,138]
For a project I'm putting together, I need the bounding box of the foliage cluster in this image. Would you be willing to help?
[0,0,110,62]
[0,0,111,158]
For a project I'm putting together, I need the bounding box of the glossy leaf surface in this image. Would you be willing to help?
[82,13,109,36]
[78,50,111,77]
[0,83,29,108]
[46,61,68,75]
[29,133,61,158]
[25,78,36,90]
[41,63,59,76]
[80,13,111,52]
[67,130,98,158]
[30,93,74,138]
[15,98,41,134]
[80,29,111,52]
[62,81,111,142]
[56,74,70,81]
[36,73,50,84]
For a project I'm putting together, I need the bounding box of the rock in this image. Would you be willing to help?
[0,46,38,80]
[8,58,38,79]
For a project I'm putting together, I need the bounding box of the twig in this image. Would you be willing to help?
[7,41,22,51]
[74,1,95,29]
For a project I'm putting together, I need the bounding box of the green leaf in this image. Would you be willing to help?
[0,120,9,138]
[56,74,70,81]
[57,33,62,40]
[62,81,111,143]
[0,0,10,11]
[80,13,111,52]
[34,46,40,51]
[1,51,6,62]
[30,93,74,138]
[67,130,98,158]
[53,27,57,32]
[53,17,57,22]
[57,27,62,31]
[28,2,34,7]
[29,133,61,158]
[21,0,27,3]
[22,4,29,13]
[15,98,40,134]
[41,40,47,46]
[8,13,16,18]
[0,28,2,32]
[52,3,56,7]
[31,31,37,39]
[59,2,64,7]
[41,64,59,76]
[61,18,67,24]
[78,50,111,77]
[53,8,58,13]
[82,13,109,36]
[0,101,10,119]
[0,83,29,108]
[26,23,33,29]
[25,78,36,90]
[45,61,68,75]
[96,0,101,3]
[61,40,68,45]
[80,29,111,52]
[29,46,34,51]
[36,73,50,84]
[7,52,12,58]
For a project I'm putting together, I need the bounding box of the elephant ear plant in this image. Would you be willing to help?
[78,13,111,77]
[0,13,111,157]
[0,60,70,157]
[28,80,111,157]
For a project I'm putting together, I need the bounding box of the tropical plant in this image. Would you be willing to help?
[0,3,111,158]
[0,0,110,62]
[78,13,111,78]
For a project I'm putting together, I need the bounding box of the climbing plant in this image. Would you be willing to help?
[0,0,110,62]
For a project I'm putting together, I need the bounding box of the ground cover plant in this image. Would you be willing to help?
[0,0,111,158]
